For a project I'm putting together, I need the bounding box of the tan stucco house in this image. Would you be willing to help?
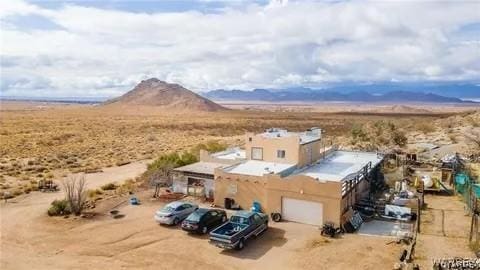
[175,128,384,227]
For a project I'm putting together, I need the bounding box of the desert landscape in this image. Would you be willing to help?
[3,96,478,199]
[1,79,480,269]
[2,1,480,269]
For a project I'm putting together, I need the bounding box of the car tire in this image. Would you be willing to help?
[173,218,179,225]
[271,213,282,222]
[202,226,208,234]
[236,239,245,250]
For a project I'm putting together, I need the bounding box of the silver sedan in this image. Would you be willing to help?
[154,201,199,225]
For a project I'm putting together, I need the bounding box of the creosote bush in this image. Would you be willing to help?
[100,182,117,191]
[48,199,71,216]
[61,174,87,216]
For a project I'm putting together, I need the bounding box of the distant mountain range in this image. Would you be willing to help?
[203,83,479,103]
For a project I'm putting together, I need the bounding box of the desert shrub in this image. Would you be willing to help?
[100,182,117,191]
[351,124,367,141]
[373,121,386,136]
[415,122,436,134]
[48,199,71,216]
[88,189,103,198]
[116,179,136,194]
[62,174,87,216]
[392,130,408,147]
[12,189,23,196]
[191,140,228,156]
[387,122,396,131]
[30,184,39,191]
[449,133,458,143]
[115,160,131,166]
[144,142,220,187]
[0,191,14,200]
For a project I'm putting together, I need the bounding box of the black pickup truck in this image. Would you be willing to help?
[209,211,268,250]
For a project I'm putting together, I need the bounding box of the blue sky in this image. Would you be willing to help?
[1,0,479,98]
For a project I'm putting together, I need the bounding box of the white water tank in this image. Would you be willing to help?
[422,175,433,188]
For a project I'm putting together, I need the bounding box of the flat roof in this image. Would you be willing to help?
[223,160,296,177]
[293,151,384,182]
[210,147,246,160]
[174,162,227,175]
[260,128,321,145]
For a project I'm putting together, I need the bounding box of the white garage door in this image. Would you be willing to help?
[282,197,323,226]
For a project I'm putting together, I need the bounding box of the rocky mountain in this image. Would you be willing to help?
[104,78,225,111]
[203,88,474,103]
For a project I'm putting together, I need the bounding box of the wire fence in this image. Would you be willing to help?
[455,171,480,212]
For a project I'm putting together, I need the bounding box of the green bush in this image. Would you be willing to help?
[47,199,71,216]
[392,130,408,147]
[351,124,368,141]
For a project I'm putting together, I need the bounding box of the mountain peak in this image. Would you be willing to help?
[104,79,225,112]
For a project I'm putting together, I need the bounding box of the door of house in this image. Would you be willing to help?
[187,178,205,197]
[282,197,323,226]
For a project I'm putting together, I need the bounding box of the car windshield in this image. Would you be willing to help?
[162,206,176,212]
[186,211,203,222]
[230,216,249,225]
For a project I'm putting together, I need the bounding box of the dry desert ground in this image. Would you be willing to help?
[1,101,480,269]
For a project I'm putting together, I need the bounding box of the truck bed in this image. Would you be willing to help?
[210,222,248,238]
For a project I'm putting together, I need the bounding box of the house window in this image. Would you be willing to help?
[251,147,263,160]
[248,137,252,142]
[277,150,286,158]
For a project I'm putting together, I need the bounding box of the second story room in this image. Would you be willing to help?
[245,127,325,168]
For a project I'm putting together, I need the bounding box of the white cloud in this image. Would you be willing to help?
[0,0,479,97]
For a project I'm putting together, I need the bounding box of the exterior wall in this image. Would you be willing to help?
[244,132,323,168]
[214,168,267,211]
[298,140,322,168]
[172,171,215,198]
[245,133,301,164]
[172,173,188,194]
[265,174,343,226]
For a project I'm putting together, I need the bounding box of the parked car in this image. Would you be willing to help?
[182,208,227,234]
[154,201,198,225]
[209,211,268,250]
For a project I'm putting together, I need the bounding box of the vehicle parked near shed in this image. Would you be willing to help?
[209,211,268,250]
[154,201,198,225]
[181,208,227,234]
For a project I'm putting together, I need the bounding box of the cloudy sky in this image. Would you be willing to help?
[1,0,479,98]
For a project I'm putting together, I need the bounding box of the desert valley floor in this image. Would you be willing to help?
[1,101,479,269]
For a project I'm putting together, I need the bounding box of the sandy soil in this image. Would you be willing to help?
[1,161,402,270]
[415,194,475,268]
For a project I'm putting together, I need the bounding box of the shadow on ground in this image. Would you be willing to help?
[220,227,287,259]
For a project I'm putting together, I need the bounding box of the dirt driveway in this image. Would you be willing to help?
[1,161,402,270]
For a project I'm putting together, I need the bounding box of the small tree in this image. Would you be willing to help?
[62,174,87,215]
[149,161,175,197]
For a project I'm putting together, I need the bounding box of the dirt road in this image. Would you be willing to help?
[1,160,402,270]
